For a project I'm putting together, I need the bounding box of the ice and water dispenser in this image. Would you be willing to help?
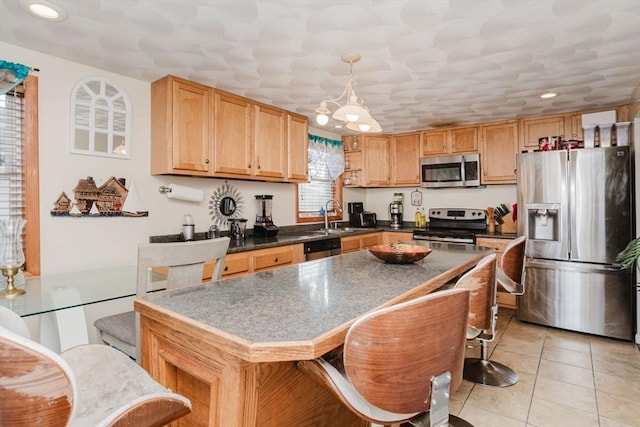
[525,203,560,241]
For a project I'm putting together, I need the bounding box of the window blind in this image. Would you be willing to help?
[0,90,25,223]
[298,162,336,216]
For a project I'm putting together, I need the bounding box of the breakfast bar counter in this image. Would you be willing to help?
[135,242,491,426]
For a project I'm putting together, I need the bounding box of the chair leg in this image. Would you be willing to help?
[463,338,518,387]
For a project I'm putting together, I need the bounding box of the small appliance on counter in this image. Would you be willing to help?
[347,202,377,228]
[229,218,247,242]
[253,195,279,237]
[182,214,195,241]
[389,201,403,229]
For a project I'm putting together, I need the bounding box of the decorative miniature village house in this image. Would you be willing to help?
[51,176,133,217]
[95,177,128,215]
[51,192,72,215]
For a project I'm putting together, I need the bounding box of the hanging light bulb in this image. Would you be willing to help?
[314,53,382,133]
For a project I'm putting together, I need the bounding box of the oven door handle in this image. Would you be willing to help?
[413,235,475,244]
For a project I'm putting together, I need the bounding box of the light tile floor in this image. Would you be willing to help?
[452,310,640,427]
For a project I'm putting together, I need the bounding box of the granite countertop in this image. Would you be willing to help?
[135,241,492,363]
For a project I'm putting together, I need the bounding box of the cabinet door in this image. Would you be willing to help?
[480,121,518,184]
[391,132,421,186]
[253,246,295,271]
[422,130,448,156]
[214,91,253,176]
[254,104,286,179]
[450,126,478,154]
[521,116,564,149]
[360,233,381,249]
[341,236,361,253]
[382,232,413,245]
[287,113,308,181]
[220,253,251,278]
[151,76,212,175]
[363,135,391,186]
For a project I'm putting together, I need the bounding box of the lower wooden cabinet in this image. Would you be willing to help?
[203,244,304,279]
[341,233,381,253]
[475,237,516,309]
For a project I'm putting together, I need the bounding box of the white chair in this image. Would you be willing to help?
[0,306,191,427]
[94,237,230,360]
[455,253,518,387]
[297,288,473,427]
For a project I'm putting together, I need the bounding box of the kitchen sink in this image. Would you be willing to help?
[310,228,357,235]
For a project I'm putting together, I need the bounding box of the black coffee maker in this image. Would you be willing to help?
[253,195,279,237]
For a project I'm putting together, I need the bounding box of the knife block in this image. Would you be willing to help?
[497,215,517,234]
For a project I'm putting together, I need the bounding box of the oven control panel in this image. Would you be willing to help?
[428,208,486,221]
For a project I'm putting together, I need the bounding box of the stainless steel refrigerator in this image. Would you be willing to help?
[517,146,634,340]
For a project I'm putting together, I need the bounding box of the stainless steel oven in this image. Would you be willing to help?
[413,208,487,244]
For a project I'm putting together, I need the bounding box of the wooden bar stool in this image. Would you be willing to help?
[298,288,473,426]
[497,236,526,295]
[454,253,518,387]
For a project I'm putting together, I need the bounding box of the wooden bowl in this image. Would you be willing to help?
[368,244,432,264]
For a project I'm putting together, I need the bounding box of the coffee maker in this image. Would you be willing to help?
[389,201,403,229]
[253,195,279,237]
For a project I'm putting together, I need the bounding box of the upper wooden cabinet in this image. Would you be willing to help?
[391,132,421,186]
[151,76,213,175]
[520,115,565,150]
[213,91,253,177]
[286,113,309,182]
[362,135,391,186]
[480,121,519,184]
[151,76,308,182]
[253,103,286,179]
[422,125,478,157]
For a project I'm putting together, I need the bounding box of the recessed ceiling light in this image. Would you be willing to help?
[20,0,67,21]
[540,92,557,99]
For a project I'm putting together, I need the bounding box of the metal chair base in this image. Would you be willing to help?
[402,414,474,427]
[463,357,518,387]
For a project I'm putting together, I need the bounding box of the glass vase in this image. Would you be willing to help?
[0,218,26,298]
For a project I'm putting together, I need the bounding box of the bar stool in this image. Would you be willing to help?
[497,236,526,296]
[455,253,518,387]
[297,288,473,427]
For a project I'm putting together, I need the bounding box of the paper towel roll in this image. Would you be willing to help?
[164,184,204,203]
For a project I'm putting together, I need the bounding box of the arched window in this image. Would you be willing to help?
[70,77,131,159]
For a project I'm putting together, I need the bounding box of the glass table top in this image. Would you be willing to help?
[0,265,166,317]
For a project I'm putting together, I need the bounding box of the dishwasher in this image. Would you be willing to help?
[303,237,342,261]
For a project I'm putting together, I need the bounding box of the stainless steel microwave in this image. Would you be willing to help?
[420,153,481,188]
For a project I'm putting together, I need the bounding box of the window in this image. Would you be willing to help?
[70,77,131,158]
[0,76,39,275]
[296,134,344,223]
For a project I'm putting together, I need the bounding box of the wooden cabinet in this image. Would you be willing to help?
[253,103,287,179]
[475,237,516,309]
[213,90,253,177]
[421,126,478,157]
[382,232,413,245]
[152,76,307,183]
[567,106,629,141]
[520,115,565,150]
[151,76,213,175]
[204,244,304,279]
[391,132,421,186]
[362,135,391,186]
[286,112,309,182]
[341,233,381,253]
[480,121,519,184]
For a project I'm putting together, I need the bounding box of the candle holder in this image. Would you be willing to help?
[0,219,26,299]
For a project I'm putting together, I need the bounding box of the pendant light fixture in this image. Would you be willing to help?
[315,53,381,133]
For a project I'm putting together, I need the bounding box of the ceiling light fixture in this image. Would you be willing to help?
[20,0,67,21]
[540,92,557,99]
[315,53,381,133]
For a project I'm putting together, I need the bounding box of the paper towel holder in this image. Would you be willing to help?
[158,185,172,194]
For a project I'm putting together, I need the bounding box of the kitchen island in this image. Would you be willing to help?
[135,242,491,426]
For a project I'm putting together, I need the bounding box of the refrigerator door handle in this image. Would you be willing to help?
[525,258,626,273]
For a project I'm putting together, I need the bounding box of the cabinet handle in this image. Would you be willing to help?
[257,164,261,170]
[274,257,278,262]
[224,266,229,271]
[205,159,209,164]
[248,163,252,168]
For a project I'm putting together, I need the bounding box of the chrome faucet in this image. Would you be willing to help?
[324,199,343,230]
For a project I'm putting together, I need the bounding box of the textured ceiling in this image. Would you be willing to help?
[1,0,639,135]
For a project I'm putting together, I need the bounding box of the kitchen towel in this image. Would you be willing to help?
[163,184,204,203]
